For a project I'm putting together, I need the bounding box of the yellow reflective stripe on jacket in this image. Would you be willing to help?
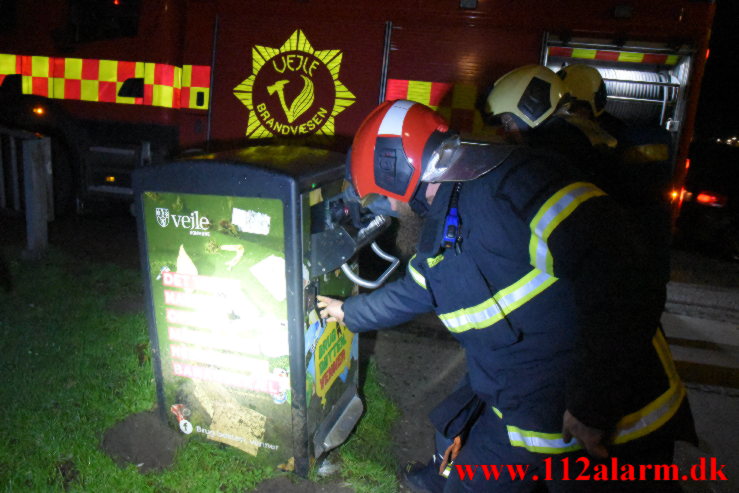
[508,329,685,454]
[408,254,443,290]
[507,426,582,454]
[408,256,427,289]
[439,268,555,333]
[612,329,685,444]
[529,182,606,275]
[435,182,601,333]
[426,254,444,268]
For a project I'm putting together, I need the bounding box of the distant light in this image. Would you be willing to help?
[32,105,45,116]
[113,0,121,5]
[685,158,690,171]
[715,137,739,147]
[670,190,679,201]
[696,192,727,207]
[105,176,116,183]
[706,49,710,60]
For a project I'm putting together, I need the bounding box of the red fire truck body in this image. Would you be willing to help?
[0,0,715,212]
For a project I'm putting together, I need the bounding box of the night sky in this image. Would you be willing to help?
[693,0,739,140]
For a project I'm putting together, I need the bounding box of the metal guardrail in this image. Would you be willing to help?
[0,125,53,258]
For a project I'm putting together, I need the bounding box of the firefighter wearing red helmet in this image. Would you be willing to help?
[349,99,512,215]
[320,100,695,493]
[350,99,450,201]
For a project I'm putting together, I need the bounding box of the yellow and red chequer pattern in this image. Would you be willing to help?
[386,44,681,139]
[547,46,679,65]
[385,78,503,140]
[0,53,210,110]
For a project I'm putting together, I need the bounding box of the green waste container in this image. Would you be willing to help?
[132,146,396,475]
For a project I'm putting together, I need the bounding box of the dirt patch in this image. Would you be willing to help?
[363,318,467,468]
[54,458,80,490]
[101,410,183,473]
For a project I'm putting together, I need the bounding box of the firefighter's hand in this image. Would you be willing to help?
[439,435,463,475]
[316,295,345,324]
[562,410,609,459]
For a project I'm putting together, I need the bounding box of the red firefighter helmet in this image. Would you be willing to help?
[350,100,454,202]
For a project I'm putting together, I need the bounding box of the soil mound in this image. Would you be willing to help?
[102,410,183,473]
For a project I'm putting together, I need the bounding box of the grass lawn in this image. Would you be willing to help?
[0,246,399,492]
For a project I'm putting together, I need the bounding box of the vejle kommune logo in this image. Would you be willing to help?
[233,30,356,139]
[155,208,210,236]
[156,207,170,227]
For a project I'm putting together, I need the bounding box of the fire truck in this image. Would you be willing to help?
[0,0,715,214]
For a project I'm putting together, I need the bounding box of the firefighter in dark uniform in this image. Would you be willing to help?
[318,96,695,492]
[555,63,675,304]
[489,65,619,189]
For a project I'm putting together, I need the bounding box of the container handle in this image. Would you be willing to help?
[340,241,399,289]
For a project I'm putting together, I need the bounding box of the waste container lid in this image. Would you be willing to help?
[183,145,346,188]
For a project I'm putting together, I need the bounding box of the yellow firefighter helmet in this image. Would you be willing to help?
[484,64,567,129]
[557,64,608,117]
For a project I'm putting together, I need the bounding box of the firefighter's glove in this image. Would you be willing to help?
[562,409,609,459]
[438,435,463,475]
[317,295,345,325]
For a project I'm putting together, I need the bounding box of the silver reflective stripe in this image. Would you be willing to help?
[612,329,686,444]
[529,182,606,274]
[378,100,414,136]
[614,383,685,443]
[506,426,581,454]
[439,269,555,332]
[408,262,426,289]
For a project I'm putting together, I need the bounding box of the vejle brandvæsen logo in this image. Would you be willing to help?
[233,30,356,139]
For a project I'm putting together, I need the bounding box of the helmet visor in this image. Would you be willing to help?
[421,140,518,182]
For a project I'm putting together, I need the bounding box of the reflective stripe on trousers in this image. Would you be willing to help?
[506,329,685,453]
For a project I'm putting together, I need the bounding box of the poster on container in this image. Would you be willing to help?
[141,190,293,467]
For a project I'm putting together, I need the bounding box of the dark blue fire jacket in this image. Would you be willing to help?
[342,147,690,454]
